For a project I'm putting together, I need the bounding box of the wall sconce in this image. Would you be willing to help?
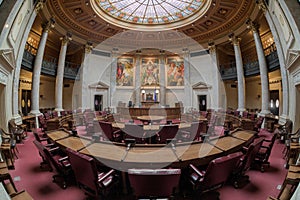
[141,90,145,94]
[257,94,261,99]
[155,89,159,93]
[40,95,44,99]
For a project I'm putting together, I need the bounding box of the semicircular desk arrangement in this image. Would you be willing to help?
[46,129,257,171]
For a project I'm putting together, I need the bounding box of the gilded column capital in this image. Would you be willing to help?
[85,42,93,54]
[246,18,260,33]
[208,40,216,54]
[228,33,241,46]
[256,0,267,13]
[35,0,46,13]
[42,18,55,33]
[60,32,72,45]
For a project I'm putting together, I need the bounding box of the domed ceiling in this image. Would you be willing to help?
[41,0,261,48]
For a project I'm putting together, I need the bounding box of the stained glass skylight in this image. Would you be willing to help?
[91,0,211,31]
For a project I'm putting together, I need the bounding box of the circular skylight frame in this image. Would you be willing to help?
[91,0,212,31]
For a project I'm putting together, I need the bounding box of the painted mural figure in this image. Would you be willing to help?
[141,58,159,86]
[116,57,134,86]
[167,57,184,86]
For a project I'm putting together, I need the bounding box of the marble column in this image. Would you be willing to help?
[55,34,72,114]
[183,48,192,112]
[109,48,118,111]
[247,20,270,115]
[263,1,289,123]
[81,42,93,110]
[159,50,166,106]
[208,42,222,110]
[135,53,141,107]
[229,34,246,113]
[12,1,43,122]
[30,19,55,115]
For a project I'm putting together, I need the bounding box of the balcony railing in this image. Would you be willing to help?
[220,43,279,80]
[22,43,80,80]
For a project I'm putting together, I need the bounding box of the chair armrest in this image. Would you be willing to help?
[98,169,115,185]
[260,146,269,150]
[241,146,248,154]
[189,164,205,178]
[113,129,122,135]
[58,156,68,162]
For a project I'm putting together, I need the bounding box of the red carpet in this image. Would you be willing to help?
[8,129,287,200]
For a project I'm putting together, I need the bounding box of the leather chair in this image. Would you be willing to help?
[8,120,25,143]
[128,168,181,199]
[253,116,264,132]
[231,137,264,188]
[254,133,277,172]
[33,140,53,170]
[122,123,147,144]
[156,124,179,144]
[0,128,18,164]
[33,131,50,145]
[33,140,72,189]
[179,121,206,142]
[98,121,122,142]
[38,115,47,133]
[65,148,118,199]
[188,152,243,195]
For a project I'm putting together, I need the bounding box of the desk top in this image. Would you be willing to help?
[48,129,255,170]
[137,115,165,122]
[47,129,70,141]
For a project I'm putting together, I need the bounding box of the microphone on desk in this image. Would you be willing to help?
[121,138,136,162]
[166,139,182,162]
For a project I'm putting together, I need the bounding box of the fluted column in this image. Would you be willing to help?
[110,48,119,110]
[55,33,72,114]
[12,0,43,121]
[159,50,166,106]
[247,20,270,115]
[208,42,222,110]
[183,48,192,112]
[229,34,246,112]
[135,52,141,107]
[263,1,289,123]
[30,19,55,115]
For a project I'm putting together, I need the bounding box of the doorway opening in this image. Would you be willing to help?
[198,95,207,111]
[94,95,103,111]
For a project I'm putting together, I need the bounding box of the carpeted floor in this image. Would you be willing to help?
[8,128,287,200]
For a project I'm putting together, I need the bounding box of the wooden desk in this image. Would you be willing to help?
[47,129,71,141]
[209,136,245,152]
[48,130,255,170]
[231,130,256,141]
[56,137,91,151]
[137,115,165,124]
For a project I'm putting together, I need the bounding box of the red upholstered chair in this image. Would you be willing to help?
[254,133,277,172]
[38,115,47,133]
[179,121,206,142]
[188,152,243,195]
[33,140,54,170]
[33,140,72,189]
[156,124,179,144]
[231,137,264,188]
[122,123,146,144]
[98,121,122,142]
[66,148,118,199]
[254,116,264,132]
[128,168,181,199]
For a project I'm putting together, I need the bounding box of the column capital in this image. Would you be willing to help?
[228,33,241,45]
[35,0,46,13]
[42,18,55,33]
[208,40,216,54]
[111,47,119,57]
[246,18,260,33]
[256,0,267,13]
[60,33,72,45]
[182,48,190,57]
[85,42,93,54]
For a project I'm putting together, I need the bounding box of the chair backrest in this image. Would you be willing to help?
[284,119,293,134]
[189,121,205,141]
[201,152,243,189]
[128,168,181,198]
[157,124,179,144]
[66,148,99,193]
[33,140,50,167]
[240,137,264,173]
[123,124,145,143]
[98,121,114,141]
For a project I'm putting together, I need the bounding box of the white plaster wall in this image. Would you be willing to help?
[189,53,219,109]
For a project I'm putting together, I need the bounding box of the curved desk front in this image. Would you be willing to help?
[47,129,256,171]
